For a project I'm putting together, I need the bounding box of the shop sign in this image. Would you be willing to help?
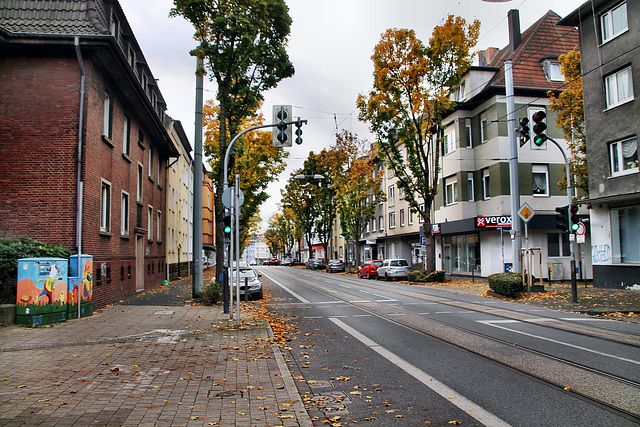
[431,224,440,234]
[476,216,512,229]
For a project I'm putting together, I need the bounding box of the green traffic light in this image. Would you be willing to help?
[224,226,231,233]
[571,223,579,231]
[533,134,548,146]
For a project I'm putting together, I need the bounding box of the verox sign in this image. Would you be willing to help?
[476,216,512,228]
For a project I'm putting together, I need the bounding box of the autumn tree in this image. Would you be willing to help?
[548,50,588,198]
[332,131,385,267]
[281,172,317,260]
[357,16,479,272]
[171,0,295,286]
[203,101,288,253]
[264,212,293,258]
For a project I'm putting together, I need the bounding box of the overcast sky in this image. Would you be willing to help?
[118,0,585,231]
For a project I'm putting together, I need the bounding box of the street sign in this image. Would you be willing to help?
[576,221,586,244]
[517,202,535,223]
[222,187,244,209]
[420,236,426,245]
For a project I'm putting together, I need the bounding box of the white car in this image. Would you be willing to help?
[376,259,410,281]
[230,267,263,299]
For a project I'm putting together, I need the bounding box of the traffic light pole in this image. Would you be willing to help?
[546,136,578,303]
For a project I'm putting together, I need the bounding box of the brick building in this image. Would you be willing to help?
[0,0,179,307]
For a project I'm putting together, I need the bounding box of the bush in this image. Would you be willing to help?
[407,270,446,283]
[201,280,223,304]
[0,237,73,304]
[488,273,525,297]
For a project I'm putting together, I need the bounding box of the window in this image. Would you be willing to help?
[610,137,639,176]
[128,46,136,70]
[455,81,466,101]
[388,185,395,204]
[148,206,153,241]
[467,172,475,202]
[601,2,628,44]
[121,191,129,236]
[157,211,162,242]
[605,67,634,109]
[137,163,143,202]
[543,60,564,82]
[100,180,111,232]
[480,112,488,143]
[389,212,396,228]
[142,72,148,96]
[445,178,458,206]
[110,15,119,40]
[138,130,144,147]
[419,204,425,223]
[547,232,570,257]
[378,215,384,231]
[371,218,376,232]
[123,115,131,156]
[444,129,456,155]
[482,169,490,200]
[149,146,154,179]
[532,164,549,196]
[611,206,640,263]
[103,93,113,139]
[465,118,473,148]
[408,209,414,225]
[400,209,405,227]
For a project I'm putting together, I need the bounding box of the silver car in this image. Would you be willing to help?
[376,259,410,281]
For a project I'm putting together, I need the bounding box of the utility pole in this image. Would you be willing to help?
[192,58,204,298]
[506,59,522,273]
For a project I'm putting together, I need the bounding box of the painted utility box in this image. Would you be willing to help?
[68,254,93,319]
[16,258,68,326]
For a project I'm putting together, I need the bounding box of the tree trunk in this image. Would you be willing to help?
[214,99,228,287]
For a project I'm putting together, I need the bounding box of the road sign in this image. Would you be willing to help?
[420,236,426,245]
[222,187,244,209]
[576,222,586,236]
[517,202,535,223]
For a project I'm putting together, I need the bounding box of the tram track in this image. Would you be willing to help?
[259,267,640,420]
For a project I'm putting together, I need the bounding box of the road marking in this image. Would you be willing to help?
[419,312,430,315]
[478,320,640,365]
[339,284,351,289]
[329,318,511,427]
[353,314,372,318]
[260,270,310,303]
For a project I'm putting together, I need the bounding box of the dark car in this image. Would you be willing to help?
[326,259,345,273]
[264,258,280,266]
[357,260,383,279]
[305,258,324,270]
[231,267,263,299]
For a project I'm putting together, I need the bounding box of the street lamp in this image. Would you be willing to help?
[294,174,325,180]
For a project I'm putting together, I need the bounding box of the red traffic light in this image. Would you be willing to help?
[532,111,546,123]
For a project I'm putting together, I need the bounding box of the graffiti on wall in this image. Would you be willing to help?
[591,244,611,264]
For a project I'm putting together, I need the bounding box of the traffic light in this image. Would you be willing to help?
[555,205,569,232]
[272,105,292,147]
[519,117,530,147]
[223,211,231,235]
[532,110,547,146]
[569,205,579,232]
[294,118,303,145]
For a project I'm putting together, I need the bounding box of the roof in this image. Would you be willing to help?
[484,10,580,93]
[558,0,608,27]
[0,0,110,35]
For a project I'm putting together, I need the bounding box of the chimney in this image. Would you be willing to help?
[508,9,522,53]
[478,48,499,66]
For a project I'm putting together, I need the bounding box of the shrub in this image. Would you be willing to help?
[488,273,524,297]
[407,270,446,283]
[201,280,223,304]
[0,237,73,304]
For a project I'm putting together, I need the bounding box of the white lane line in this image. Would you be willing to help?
[339,284,351,289]
[353,314,372,318]
[260,270,310,303]
[478,320,640,365]
[419,312,431,315]
[329,318,511,427]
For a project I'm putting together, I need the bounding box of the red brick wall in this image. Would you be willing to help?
[1,55,169,308]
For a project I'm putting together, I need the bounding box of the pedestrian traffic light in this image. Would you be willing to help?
[519,117,530,147]
[272,105,292,147]
[223,211,231,234]
[532,110,547,146]
[555,205,569,232]
[569,205,579,232]
[294,118,303,145]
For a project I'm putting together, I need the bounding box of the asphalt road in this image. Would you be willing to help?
[256,266,640,426]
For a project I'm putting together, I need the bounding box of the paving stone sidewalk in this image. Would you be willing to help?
[0,270,312,427]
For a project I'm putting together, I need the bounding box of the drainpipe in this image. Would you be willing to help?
[74,37,85,320]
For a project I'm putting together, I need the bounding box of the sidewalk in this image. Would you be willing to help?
[0,270,312,427]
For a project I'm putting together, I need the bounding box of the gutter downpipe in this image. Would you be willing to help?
[74,37,85,321]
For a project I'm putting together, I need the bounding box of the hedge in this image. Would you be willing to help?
[487,272,526,297]
[407,270,446,283]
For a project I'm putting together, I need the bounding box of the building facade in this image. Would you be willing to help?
[166,119,194,280]
[559,0,640,289]
[0,0,179,307]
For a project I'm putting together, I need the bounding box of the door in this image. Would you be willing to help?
[136,235,144,292]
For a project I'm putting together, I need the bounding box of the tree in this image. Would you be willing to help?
[548,50,588,198]
[332,131,385,268]
[264,212,292,258]
[171,0,295,288]
[281,172,317,261]
[357,16,479,272]
[203,101,288,253]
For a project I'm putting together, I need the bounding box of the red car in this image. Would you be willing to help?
[357,260,383,279]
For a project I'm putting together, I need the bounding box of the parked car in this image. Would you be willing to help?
[281,258,293,266]
[264,258,280,266]
[305,258,324,270]
[230,267,263,299]
[376,259,410,281]
[326,259,345,273]
[358,260,383,279]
